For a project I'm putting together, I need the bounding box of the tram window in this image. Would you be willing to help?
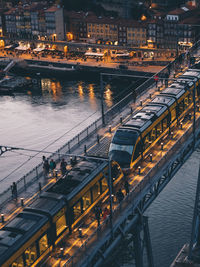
[92,182,101,201]
[39,234,48,255]
[73,200,82,220]
[143,133,151,150]
[162,117,168,131]
[151,128,156,141]
[156,122,162,137]
[25,243,37,266]
[111,164,120,179]
[179,100,184,114]
[171,108,176,122]
[56,215,67,236]
[11,256,24,267]
[188,93,192,103]
[184,96,189,107]
[82,190,92,211]
[101,177,108,192]
[133,140,142,160]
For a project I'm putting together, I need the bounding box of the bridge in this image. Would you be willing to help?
[0,41,200,267]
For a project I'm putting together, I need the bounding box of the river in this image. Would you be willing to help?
[0,75,198,266]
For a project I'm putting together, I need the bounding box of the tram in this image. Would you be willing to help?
[0,158,123,267]
[109,69,200,169]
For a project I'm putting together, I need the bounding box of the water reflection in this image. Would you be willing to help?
[104,84,113,108]
[51,81,62,101]
[78,82,84,101]
[88,84,97,109]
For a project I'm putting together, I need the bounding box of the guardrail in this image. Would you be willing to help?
[0,54,186,209]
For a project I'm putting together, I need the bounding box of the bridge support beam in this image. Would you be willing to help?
[132,216,154,267]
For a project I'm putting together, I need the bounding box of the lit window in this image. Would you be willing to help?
[101,177,108,192]
[73,200,82,220]
[92,182,101,201]
[25,243,37,266]
[39,234,48,255]
[11,256,24,267]
[56,215,67,236]
[82,190,91,211]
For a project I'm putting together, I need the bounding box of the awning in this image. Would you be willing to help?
[85,52,104,57]
[15,46,29,51]
[33,47,44,52]
[4,45,12,49]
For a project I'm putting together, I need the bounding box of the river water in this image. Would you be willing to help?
[0,76,198,266]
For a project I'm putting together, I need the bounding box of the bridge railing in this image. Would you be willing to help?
[0,55,183,208]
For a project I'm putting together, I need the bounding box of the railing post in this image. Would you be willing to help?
[24,176,26,189]
[68,142,71,153]
[36,166,39,180]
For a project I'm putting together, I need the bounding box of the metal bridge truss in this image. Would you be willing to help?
[73,118,200,267]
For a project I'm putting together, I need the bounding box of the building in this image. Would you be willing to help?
[45,6,64,41]
[4,4,65,41]
[66,11,147,46]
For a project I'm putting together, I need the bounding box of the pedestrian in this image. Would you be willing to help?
[154,75,159,88]
[132,89,137,103]
[12,182,17,200]
[165,73,169,87]
[42,155,46,163]
[43,159,50,178]
[124,180,130,195]
[94,205,102,226]
[60,158,67,176]
[49,159,56,176]
[103,207,110,221]
[116,188,124,203]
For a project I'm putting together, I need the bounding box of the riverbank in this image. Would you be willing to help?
[0,52,166,79]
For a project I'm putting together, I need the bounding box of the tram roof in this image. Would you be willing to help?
[169,82,189,90]
[152,95,175,106]
[25,192,65,216]
[183,70,200,78]
[160,87,185,99]
[176,78,194,87]
[0,212,47,264]
[124,118,152,132]
[48,159,107,200]
[142,104,167,117]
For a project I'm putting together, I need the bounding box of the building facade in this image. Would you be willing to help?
[4,4,64,41]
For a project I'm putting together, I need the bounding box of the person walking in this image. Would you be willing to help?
[116,188,124,203]
[60,158,67,176]
[43,159,50,178]
[124,180,130,195]
[49,159,56,176]
[103,207,110,221]
[154,75,159,88]
[12,182,17,200]
[94,205,102,226]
